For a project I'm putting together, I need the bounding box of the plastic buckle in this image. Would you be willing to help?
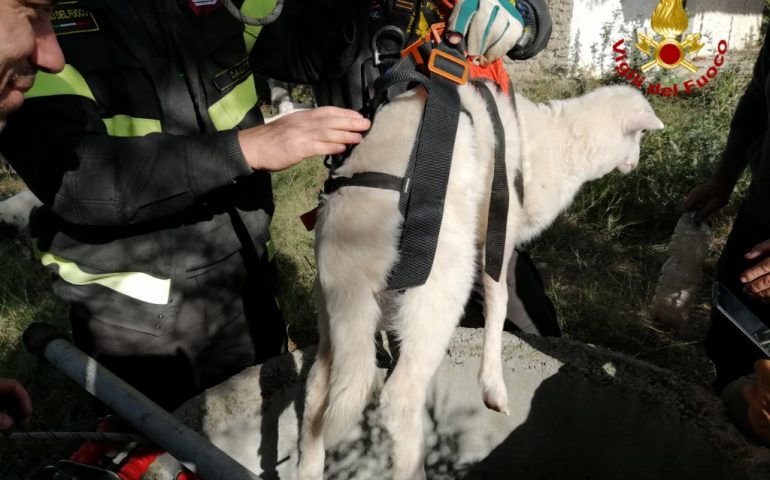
[371,25,406,66]
[428,48,470,85]
[430,22,446,45]
[401,36,427,66]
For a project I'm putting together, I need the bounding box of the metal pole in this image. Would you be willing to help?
[23,323,260,480]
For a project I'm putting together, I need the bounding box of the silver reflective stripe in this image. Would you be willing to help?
[41,252,171,305]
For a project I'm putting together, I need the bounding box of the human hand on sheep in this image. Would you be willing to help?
[742,360,770,444]
[740,240,770,301]
[238,107,370,172]
[446,0,526,65]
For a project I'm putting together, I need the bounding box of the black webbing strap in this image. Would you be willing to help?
[473,80,509,282]
[370,52,429,114]
[386,42,465,291]
[508,79,525,206]
[324,172,403,195]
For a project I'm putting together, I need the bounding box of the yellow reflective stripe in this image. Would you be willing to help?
[25,66,162,136]
[242,0,277,52]
[26,64,95,100]
[103,115,162,137]
[208,74,258,131]
[41,252,171,305]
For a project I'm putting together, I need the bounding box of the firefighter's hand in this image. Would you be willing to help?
[741,240,770,301]
[0,378,32,431]
[743,360,770,444]
[238,107,370,172]
[681,178,733,225]
[446,0,525,65]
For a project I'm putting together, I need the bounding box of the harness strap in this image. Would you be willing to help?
[386,42,465,291]
[324,172,403,194]
[370,52,429,115]
[473,80,509,282]
[509,79,525,206]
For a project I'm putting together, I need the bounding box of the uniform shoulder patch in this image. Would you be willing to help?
[214,57,252,92]
[52,1,100,36]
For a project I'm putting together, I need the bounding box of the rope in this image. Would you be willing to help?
[221,0,284,26]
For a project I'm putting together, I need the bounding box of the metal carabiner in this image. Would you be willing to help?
[371,25,407,67]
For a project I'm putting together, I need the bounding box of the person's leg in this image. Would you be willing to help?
[193,249,287,390]
[706,206,770,394]
[69,295,201,412]
[508,249,561,337]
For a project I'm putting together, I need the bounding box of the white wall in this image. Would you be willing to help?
[567,0,765,74]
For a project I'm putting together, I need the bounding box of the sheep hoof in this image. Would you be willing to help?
[482,385,510,414]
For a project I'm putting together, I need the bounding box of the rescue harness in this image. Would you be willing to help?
[321,23,523,291]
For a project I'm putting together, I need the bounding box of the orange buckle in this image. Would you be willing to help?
[428,48,470,85]
[430,22,446,45]
[401,36,427,66]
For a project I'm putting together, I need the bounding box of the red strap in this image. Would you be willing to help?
[68,419,120,465]
[117,447,165,480]
[177,471,202,480]
[469,59,510,95]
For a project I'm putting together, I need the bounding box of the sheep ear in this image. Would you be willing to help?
[623,111,664,134]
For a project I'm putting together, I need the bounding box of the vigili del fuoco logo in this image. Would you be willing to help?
[611,0,728,97]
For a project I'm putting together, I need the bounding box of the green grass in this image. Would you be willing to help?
[271,157,327,349]
[0,182,95,478]
[0,54,759,476]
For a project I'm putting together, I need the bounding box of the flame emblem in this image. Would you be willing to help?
[636,0,704,72]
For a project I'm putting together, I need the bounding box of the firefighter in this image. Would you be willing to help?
[0,0,372,411]
[0,0,64,432]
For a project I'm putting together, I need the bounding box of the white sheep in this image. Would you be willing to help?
[297,83,663,479]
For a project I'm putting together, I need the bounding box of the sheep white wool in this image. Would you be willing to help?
[298,83,663,480]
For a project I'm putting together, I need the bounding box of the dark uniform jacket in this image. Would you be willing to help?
[707,31,770,393]
[725,31,770,226]
[0,0,367,335]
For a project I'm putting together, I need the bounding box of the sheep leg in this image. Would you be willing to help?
[320,284,380,446]
[479,244,514,414]
[381,294,460,480]
[297,282,332,480]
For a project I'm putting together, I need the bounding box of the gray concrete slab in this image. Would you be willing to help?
[147,328,770,479]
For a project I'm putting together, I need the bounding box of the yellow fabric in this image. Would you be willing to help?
[26,64,95,100]
[41,252,171,305]
[103,115,162,137]
[207,74,258,131]
[242,0,278,52]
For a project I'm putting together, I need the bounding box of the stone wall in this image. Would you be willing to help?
[505,0,766,78]
[506,0,574,78]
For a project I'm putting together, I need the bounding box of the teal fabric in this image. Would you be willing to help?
[452,0,480,34]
